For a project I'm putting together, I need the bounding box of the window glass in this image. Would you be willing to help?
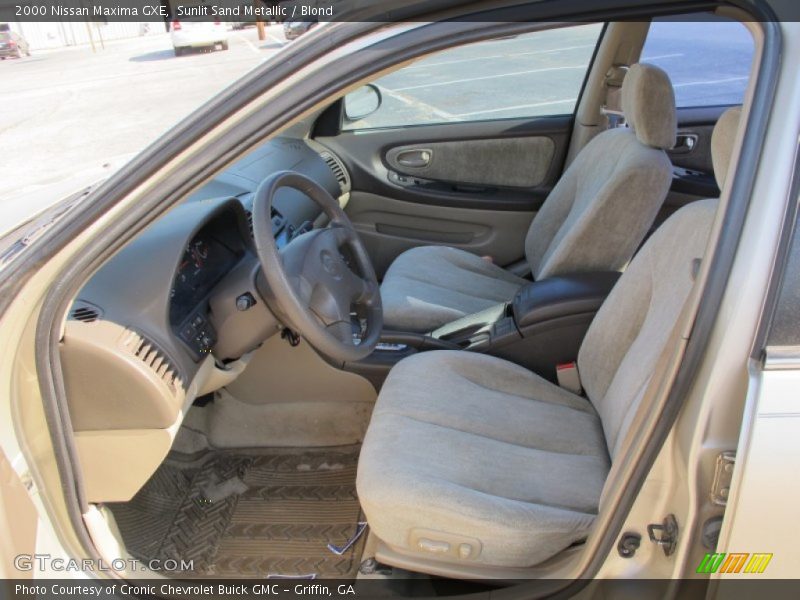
[641,16,754,108]
[343,23,604,130]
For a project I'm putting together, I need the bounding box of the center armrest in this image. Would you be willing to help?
[479,271,621,382]
[343,273,621,389]
[513,272,621,332]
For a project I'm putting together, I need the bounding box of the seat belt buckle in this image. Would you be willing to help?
[556,362,583,395]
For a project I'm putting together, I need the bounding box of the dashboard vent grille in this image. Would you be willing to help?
[69,302,102,323]
[123,330,184,394]
[320,151,349,194]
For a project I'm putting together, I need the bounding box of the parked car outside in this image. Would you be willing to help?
[170,19,228,56]
[283,19,318,40]
[0,31,30,59]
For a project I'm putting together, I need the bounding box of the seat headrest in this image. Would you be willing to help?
[621,63,677,150]
[711,106,742,190]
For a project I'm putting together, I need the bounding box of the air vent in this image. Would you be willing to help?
[69,301,102,323]
[320,151,350,194]
[122,330,184,395]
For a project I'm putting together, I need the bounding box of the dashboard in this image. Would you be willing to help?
[59,133,352,505]
[66,135,348,384]
[170,211,247,358]
[171,233,239,325]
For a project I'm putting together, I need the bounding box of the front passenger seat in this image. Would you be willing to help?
[380,63,677,332]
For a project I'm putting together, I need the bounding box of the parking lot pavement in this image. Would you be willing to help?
[369,25,603,127]
[0,26,285,204]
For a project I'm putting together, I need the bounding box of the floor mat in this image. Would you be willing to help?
[108,446,366,578]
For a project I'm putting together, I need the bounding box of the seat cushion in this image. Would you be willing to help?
[380,246,527,332]
[357,351,610,567]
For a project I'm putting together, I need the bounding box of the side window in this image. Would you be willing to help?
[343,23,604,131]
[641,16,754,108]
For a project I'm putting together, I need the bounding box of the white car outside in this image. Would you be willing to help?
[170,20,228,56]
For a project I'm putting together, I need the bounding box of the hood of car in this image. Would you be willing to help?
[1,153,136,237]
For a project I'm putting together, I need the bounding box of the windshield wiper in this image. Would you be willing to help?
[0,185,96,271]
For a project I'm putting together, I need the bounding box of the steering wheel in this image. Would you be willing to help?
[252,171,382,362]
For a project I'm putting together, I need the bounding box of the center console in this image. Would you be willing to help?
[431,272,620,381]
[343,272,620,388]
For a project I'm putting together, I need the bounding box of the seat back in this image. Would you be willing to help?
[577,106,742,458]
[525,63,676,280]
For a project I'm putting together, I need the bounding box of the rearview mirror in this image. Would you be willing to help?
[343,84,382,121]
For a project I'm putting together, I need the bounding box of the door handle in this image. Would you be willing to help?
[396,149,432,168]
[672,133,698,154]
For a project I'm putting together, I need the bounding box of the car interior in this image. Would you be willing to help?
[56,13,756,584]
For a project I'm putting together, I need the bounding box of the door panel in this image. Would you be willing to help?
[653,105,731,231]
[345,191,536,278]
[668,106,729,180]
[321,115,570,211]
[385,136,556,189]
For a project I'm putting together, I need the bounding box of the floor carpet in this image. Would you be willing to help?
[107,445,366,578]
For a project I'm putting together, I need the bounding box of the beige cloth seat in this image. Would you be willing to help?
[381,63,677,332]
[358,108,742,568]
[358,351,610,567]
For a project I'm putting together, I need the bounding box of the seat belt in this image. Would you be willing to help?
[601,64,629,129]
[556,362,583,395]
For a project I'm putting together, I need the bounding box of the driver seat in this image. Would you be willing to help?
[356,107,741,568]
